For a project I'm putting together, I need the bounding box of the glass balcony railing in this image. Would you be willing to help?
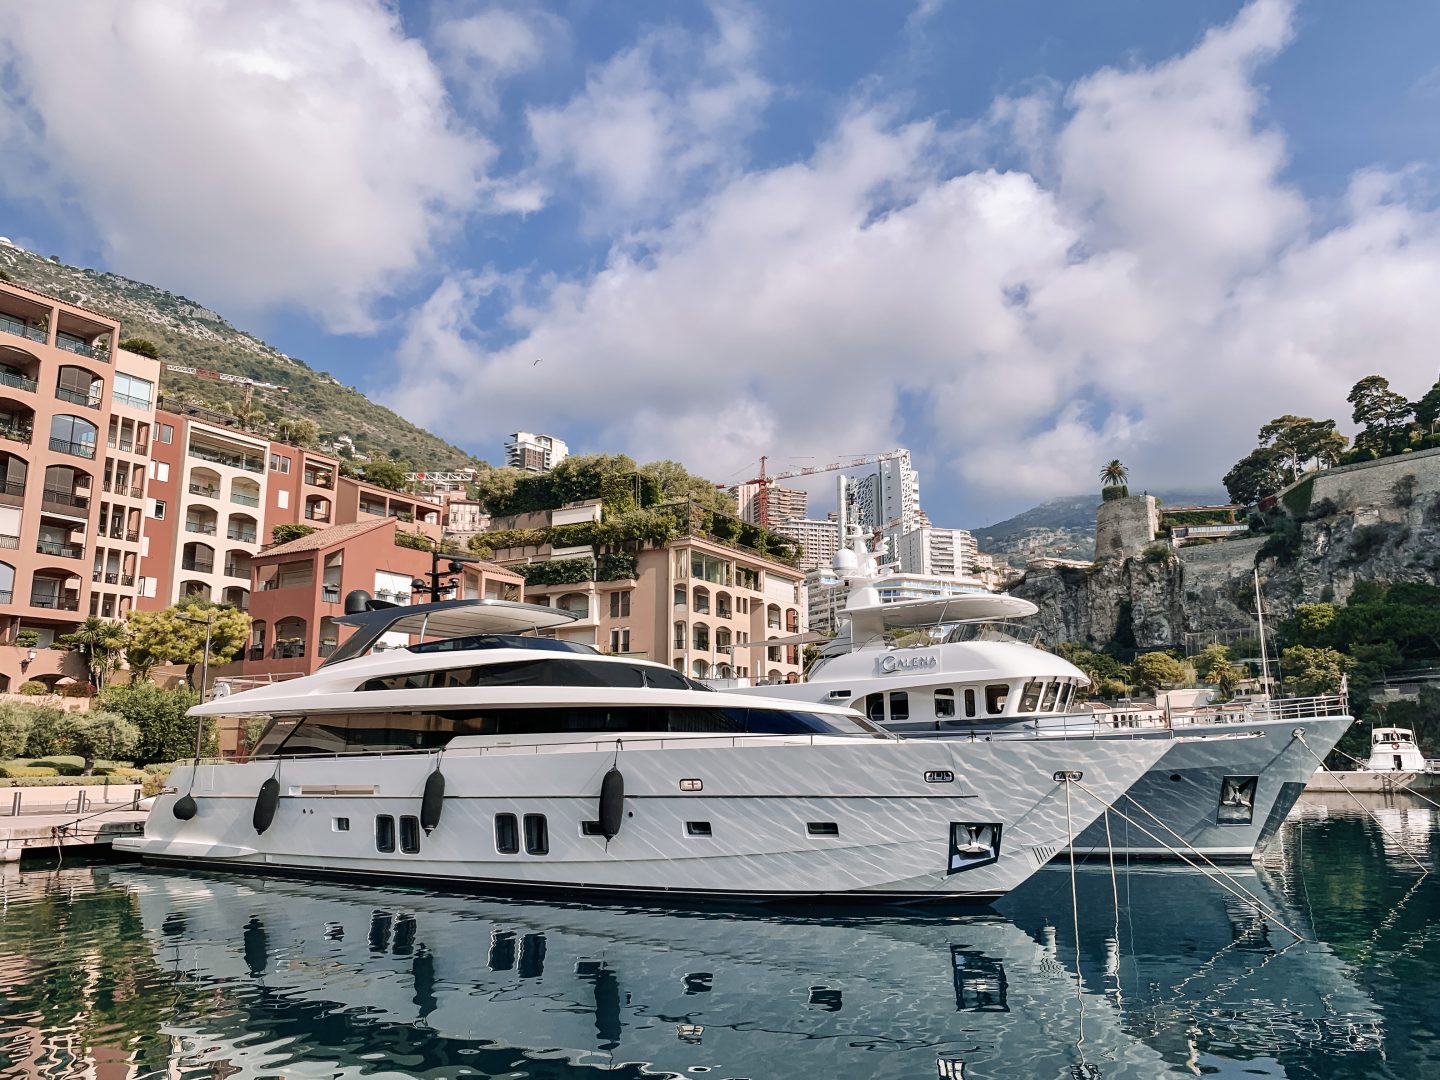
[49,437,96,459]
[31,593,80,611]
[223,563,250,578]
[36,538,85,559]
[0,369,37,393]
[0,315,46,344]
[55,333,108,361]
[188,443,264,474]
[185,521,217,535]
[226,529,257,543]
[188,483,219,498]
[111,391,151,410]
[0,478,24,503]
[0,419,33,444]
[181,558,215,573]
[54,386,101,409]
[41,487,90,513]
[230,491,260,507]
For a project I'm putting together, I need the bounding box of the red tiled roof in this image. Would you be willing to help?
[256,517,392,558]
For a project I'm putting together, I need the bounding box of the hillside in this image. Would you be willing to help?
[974,489,1228,565]
[0,242,480,470]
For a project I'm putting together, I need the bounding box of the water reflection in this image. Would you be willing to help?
[0,798,1433,1079]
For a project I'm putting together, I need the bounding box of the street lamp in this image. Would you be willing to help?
[414,546,489,603]
[180,611,216,762]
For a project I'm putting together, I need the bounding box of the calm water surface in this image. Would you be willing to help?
[1,793,1435,1079]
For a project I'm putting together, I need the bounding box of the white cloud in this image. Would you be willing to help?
[379,0,1440,523]
[0,0,492,331]
[431,4,563,117]
[525,1,770,221]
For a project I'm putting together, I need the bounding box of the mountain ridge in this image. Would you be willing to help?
[0,241,481,471]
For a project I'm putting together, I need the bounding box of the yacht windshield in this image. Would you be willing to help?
[256,704,882,756]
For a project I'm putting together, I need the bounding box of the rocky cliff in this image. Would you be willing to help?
[1014,449,1440,650]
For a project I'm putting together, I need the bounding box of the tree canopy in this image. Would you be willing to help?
[125,596,250,686]
[361,459,411,492]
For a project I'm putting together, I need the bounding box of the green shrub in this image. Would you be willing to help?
[0,766,59,778]
[14,629,40,649]
[1101,485,1129,501]
[393,530,434,551]
[596,551,638,581]
[1141,542,1175,564]
[270,522,316,546]
[520,557,595,586]
[0,704,33,759]
[23,707,70,758]
[18,680,50,696]
[95,682,206,765]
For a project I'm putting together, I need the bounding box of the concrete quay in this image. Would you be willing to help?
[1,784,147,862]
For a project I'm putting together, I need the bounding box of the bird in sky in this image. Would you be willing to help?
[533,357,543,366]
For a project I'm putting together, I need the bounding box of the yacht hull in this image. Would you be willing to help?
[1065,714,1353,861]
[117,736,1166,902]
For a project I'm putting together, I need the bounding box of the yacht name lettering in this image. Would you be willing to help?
[878,654,939,674]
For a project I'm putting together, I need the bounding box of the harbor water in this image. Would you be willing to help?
[1,794,1435,1079]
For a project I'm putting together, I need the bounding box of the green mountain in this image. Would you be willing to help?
[0,242,481,470]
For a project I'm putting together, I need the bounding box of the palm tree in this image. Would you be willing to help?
[59,616,130,689]
[1100,460,1129,487]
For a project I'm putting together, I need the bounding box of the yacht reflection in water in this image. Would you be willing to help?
[102,865,1382,1079]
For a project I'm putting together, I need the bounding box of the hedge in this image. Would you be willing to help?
[2,774,146,788]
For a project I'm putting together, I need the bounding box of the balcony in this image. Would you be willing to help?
[248,645,265,661]
[0,314,46,344]
[185,521,217,535]
[31,593,80,611]
[112,391,151,410]
[226,528,257,544]
[304,472,334,489]
[55,333,107,361]
[223,562,250,578]
[321,584,340,603]
[0,533,19,549]
[271,642,306,660]
[0,369,37,393]
[41,487,90,514]
[188,443,264,473]
[37,538,85,559]
[304,509,330,522]
[188,483,219,498]
[55,386,101,409]
[181,557,215,573]
[318,641,337,658]
[0,477,23,506]
[49,437,96,460]
[230,491,260,507]
[93,571,120,584]
[0,418,33,445]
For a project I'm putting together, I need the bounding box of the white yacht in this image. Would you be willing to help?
[116,598,1170,902]
[1307,725,1440,794]
[741,531,1354,861]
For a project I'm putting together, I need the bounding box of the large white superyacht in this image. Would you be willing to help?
[116,598,1169,901]
[740,531,1353,861]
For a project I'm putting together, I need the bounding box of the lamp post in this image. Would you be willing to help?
[414,546,489,603]
[181,611,216,761]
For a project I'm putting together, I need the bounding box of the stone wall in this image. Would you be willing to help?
[1094,495,1159,562]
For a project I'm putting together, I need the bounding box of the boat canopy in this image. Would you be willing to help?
[322,598,578,668]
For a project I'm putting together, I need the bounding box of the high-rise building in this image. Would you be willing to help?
[837,450,921,536]
[775,516,840,571]
[0,279,158,690]
[731,482,807,525]
[506,432,568,473]
[887,525,978,578]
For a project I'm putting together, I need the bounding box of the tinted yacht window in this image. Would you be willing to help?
[360,658,711,693]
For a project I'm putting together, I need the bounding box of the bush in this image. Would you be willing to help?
[0,766,59,778]
[18,680,50,696]
[270,522,316,546]
[60,710,140,773]
[95,682,207,765]
[520,557,595,586]
[394,530,434,551]
[119,336,160,358]
[1391,474,1418,509]
[59,682,96,698]
[1101,485,1130,501]
[596,551,638,581]
[23,707,70,758]
[0,704,33,759]
[14,629,39,649]
[1141,542,1174,565]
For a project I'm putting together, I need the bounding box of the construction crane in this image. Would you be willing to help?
[161,363,290,417]
[741,450,908,527]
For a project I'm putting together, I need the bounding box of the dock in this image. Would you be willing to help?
[1,784,148,862]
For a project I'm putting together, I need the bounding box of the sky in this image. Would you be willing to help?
[2,0,1439,529]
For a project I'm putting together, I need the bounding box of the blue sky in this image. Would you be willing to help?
[2,0,1439,528]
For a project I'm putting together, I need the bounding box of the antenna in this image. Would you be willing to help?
[1253,569,1272,699]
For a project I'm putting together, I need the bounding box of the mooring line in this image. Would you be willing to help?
[1295,732,1430,874]
[1068,779,1304,941]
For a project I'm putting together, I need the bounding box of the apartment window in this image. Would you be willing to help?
[157,423,174,445]
[269,454,291,473]
[495,813,519,854]
[673,586,686,607]
[113,373,154,410]
[375,815,396,853]
[151,499,166,520]
[399,815,420,854]
[609,591,631,618]
[609,628,631,653]
[935,688,956,718]
[523,814,549,855]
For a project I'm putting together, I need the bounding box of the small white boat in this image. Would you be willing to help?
[116,597,1170,902]
[1306,726,1440,794]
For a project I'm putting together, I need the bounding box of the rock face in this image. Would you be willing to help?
[1014,450,1440,650]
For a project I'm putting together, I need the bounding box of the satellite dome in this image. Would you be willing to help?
[833,547,858,572]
